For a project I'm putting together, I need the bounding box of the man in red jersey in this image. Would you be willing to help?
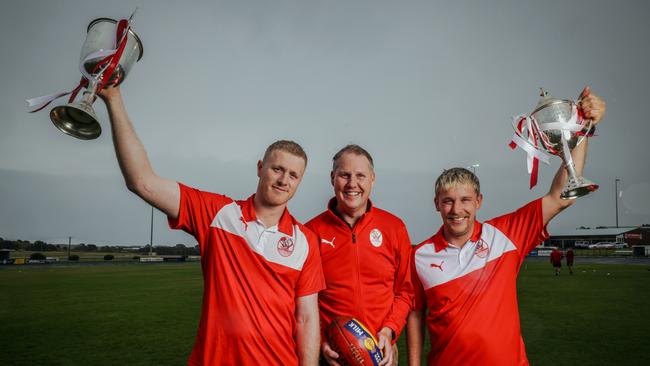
[407,88,605,365]
[306,145,413,366]
[100,86,324,366]
[550,248,564,275]
[566,248,575,274]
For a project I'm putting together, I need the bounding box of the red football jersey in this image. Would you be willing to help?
[412,199,548,365]
[169,183,325,366]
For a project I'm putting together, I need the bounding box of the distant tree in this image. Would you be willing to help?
[87,244,98,252]
[30,253,46,260]
[68,255,79,261]
[34,240,47,251]
[103,254,114,261]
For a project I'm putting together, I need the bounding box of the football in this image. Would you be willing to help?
[326,316,383,366]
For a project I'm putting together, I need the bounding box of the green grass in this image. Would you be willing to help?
[517,259,650,366]
[0,263,201,366]
[1,260,649,365]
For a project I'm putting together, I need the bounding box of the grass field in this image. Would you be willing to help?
[1,259,649,365]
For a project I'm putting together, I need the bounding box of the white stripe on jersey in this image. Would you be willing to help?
[210,202,309,270]
[415,223,517,290]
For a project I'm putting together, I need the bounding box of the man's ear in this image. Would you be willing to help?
[257,160,263,178]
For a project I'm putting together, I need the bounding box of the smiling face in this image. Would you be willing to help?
[435,182,483,246]
[256,149,306,208]
[331,152,375,223]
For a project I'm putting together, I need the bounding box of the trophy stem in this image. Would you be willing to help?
[559,137,599,200]
[49,78,102,140]
[561,138,579,179]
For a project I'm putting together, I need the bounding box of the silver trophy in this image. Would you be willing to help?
[49,18,143,140]
[528,88,598,199]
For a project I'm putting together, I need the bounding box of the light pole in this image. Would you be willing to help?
[615,178,620,228]
[149,206,154,256]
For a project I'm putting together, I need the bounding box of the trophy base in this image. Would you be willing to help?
[561,180,599,200]
[50,101,101,140]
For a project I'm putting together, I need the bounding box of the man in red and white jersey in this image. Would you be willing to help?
[100,86,325,366]
[306,145,413,366]
[407,88,606,365]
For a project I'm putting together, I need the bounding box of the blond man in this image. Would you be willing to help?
[407,88,605,365]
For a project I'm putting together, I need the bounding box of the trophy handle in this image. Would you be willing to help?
[511,115,541,151]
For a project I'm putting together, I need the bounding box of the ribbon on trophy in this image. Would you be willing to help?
[509,104,587,189]
[26,18,132,113]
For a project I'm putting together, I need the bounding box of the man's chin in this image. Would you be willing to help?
[444,225,470,238]
[261,193,291,207]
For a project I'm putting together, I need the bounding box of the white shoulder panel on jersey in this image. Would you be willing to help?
[415,223,517,290]
[210,202,309,271]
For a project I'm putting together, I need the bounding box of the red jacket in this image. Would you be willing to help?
[306,199,413,340]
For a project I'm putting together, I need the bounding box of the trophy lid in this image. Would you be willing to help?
[532,88,572,115]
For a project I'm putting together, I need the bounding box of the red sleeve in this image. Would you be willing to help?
[411,246,427,312]
[295,227,326,297]
[488,198,549,261]
[167,183,232,255]
[381,222,414,341]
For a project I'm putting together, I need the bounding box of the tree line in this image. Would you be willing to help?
[0,237,199,256]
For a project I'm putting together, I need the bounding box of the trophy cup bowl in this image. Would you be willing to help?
[50,18,143,140]
[531,90,598,199]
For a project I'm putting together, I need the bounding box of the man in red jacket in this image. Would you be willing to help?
[306,145,413,366]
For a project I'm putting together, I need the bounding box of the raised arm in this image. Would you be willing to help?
[295,293,320,366]
[542,86,606,225]
[100,87,180,218]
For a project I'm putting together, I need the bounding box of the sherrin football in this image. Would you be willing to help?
[326,316,383,366]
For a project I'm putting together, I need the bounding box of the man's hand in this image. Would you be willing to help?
[321,341,341,366]
[97,84,121,103]
[579,86,606,124]
[377,327,394,366]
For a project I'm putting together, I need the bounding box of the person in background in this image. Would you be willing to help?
[551,248,563,276]
[566,247,575,275]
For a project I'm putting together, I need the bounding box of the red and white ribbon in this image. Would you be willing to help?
[509,115,551,189]
[26,18,131,113]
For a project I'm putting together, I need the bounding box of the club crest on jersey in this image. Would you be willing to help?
[277,236,295,257]
[474,239,490,259]
[369,229,383,247]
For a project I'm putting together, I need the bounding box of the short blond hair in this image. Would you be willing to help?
[263,140,308,165]
[435,167,480,197]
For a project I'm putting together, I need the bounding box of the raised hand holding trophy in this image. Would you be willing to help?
[510,88,598,199]
[27,13,143,140]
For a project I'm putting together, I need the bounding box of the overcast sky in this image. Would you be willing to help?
[1,0,649,246]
